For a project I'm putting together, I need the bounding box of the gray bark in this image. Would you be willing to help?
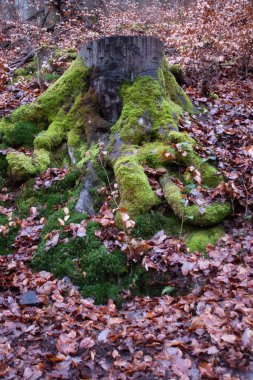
[79,35,164,123]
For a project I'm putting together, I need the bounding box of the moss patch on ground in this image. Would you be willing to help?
[16,169,81,218]
[0,215,20,255]
[32,209,150,305]
[186,226,224,253]
[133,212,182,239]
[1,121,37,148]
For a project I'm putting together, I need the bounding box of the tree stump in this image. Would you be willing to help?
[0,35,231,226]
[79,36,164,122]
[0,35,232,305]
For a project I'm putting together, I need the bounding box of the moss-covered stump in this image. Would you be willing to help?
[0,36,232,303]
[0,35,231,224]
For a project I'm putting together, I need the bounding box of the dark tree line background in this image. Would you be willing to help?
[1,0,190,30]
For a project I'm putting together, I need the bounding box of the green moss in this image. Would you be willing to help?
[0,227,19,255]
[13,60,37,80]
[34,110,66,151]
[114,154,160,219]
[32,91,87,170]
[32,218,130,305]
[81,283,125,306]
[0,215,8,225]
[1,121,37,148]
[161,133,223,187]
[186,226,224,253]
[54,169,81,191]
[66,94,86,148]
[162,61,194,113]
[31,196,170,305]
[133,212,225,253]
[33,133,51,151]
[6,148,50,182]
[169,64,185,86]
[168,131,197,146]
[33,149,51,172]
[50,144,71,168]
[43,73,61,83]
[111,76,182,146]
[10,68,86,174]
[77,144,100,168]
[16,169,81,218]
[161,175,231,227]
[137,142,172,168]
[6,152,37,181]
[0,155,8,175]
[6,58,88,141]
[0,215,20,255]
[184,202,231,226]
[38,58,88,123]
[171,141,223,187]
[10,103,46,128]
[14,68,30,77]
[133,212,182,239]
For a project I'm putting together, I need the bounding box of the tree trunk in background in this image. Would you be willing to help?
[0,0,190,27]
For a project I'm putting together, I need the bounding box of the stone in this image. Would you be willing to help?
[20,290,40,306]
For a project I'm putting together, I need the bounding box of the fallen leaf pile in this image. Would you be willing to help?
[182,78,253,209]
[0,214,252,379]
[13,207,44,260]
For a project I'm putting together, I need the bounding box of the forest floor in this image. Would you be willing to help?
[0,2,253,379]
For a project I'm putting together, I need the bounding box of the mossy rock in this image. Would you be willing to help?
[6,149,50,182]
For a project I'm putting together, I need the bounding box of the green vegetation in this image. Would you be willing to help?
[32,207,152,305]
[114,154,160,219]
[111,76,182,146]
[0,215,19,255]
[133,212,224,253]
[16,169,81,218]
[1,121,37,148]
[6,149,50,182]
[161,175,231,226]
[160,60,194,113]
[1,58,89,181]
[133,212,182,238]
[0,54,232,305]
[186,226,224,253]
